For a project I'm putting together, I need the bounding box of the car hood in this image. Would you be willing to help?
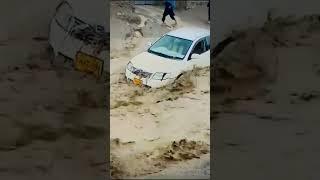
[66,0,108,28]
[130,52,184,74]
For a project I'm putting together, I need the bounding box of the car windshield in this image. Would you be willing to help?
[148,35,193,60]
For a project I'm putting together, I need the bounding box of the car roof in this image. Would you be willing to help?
[166,27,210,41]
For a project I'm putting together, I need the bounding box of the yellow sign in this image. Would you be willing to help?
[74,52,103,78]
[133,77,142,86]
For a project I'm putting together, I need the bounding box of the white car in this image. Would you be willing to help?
[125,27,210,88]
[49,0,108,76]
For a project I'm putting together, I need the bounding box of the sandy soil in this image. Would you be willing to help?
[0,1,107,179]
[213,15,320,179]
[110,2,210,179]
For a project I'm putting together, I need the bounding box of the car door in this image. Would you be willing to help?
[186,36,210,69]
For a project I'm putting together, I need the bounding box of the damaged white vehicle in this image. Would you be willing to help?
[49,0,108,77]
[125,27,210,88]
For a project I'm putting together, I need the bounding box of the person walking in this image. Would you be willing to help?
[162,0,177,25]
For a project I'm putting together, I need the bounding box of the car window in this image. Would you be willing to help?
[192,39,206,55]
[148,35,193,60]
[205,36,210,51]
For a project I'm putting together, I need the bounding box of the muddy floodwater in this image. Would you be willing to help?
[110,2,210,179]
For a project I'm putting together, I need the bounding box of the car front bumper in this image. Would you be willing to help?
[125,68,174,88]
[49,18,107,61]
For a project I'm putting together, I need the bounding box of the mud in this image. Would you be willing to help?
[0,40,107,179]
[213,14,320,179]
[110,139,209,179]
[110,2,210,179]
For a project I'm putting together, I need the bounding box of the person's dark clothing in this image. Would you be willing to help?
[162,1,175,22]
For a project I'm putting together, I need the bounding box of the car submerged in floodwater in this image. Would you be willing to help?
[125,27,210,88]
[49,0,108,77]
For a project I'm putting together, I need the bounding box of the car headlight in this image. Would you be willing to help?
[55,1,73,31]
[127,62,135,72]
[152,72,172,80]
